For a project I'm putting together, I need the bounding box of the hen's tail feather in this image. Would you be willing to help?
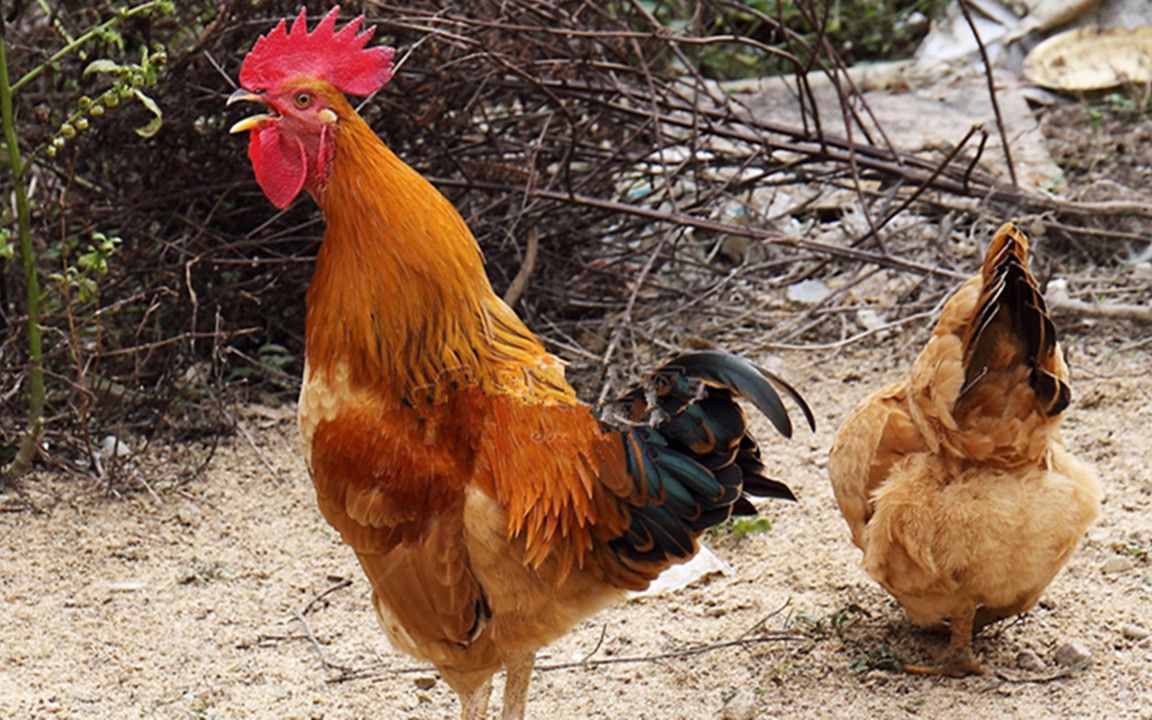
[602,351,809,568]
[959,223,1070,416]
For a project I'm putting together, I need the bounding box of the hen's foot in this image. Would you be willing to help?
[905,647,985,678]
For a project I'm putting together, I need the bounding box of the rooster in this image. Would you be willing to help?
[228,8,812,718]
[828,222,1101,677]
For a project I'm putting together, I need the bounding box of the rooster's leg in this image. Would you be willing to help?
[457,677,492,720]
[905,605,985,678]
[500,651,536,720]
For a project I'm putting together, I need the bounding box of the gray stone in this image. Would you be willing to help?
[1102,556,1135,574]
[1015,649,1046,672]
[1053,641,1092,667]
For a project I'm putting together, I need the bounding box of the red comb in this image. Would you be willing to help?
[240,6,395,96]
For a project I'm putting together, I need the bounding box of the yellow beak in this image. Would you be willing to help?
[226,88,266,106]
[227,89,275,134]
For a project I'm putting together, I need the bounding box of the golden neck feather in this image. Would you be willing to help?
[303,105,560,399]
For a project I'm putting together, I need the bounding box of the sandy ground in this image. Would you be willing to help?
[1,332,1149,720]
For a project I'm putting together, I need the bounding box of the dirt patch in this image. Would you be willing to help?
[3,84,1152,720]
[1042,103,1152,192]
[2,333,1149,719]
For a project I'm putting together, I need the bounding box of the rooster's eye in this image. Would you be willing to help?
[294,92,312,108]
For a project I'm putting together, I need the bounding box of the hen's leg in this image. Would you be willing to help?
[906,606,984,677]
[455,677,492,720]
[500,652,536,720]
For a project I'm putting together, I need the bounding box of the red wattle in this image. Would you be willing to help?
[248,125,306,209]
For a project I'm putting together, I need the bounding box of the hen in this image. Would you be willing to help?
[828,222,1101,676]
[228,8,813,718]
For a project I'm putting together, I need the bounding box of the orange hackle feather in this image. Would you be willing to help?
[302,89,626,579]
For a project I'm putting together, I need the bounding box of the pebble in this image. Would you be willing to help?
[1054,641,1092,667]
[1122,623,1150,641]
[413,676,437,690]
[1015,649,1046,672]
[719,689,757,720]
[1101,557,1135,574]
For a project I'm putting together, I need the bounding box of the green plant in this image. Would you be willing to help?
[0,0,173,484]
[1115,542,1148,559]
[1086,106,1104,131]
[730,515,773,535]
[829,602,870,634]
[849,643,902,673]
[637,0,945,80]
[789,602,869,638]
[708,514,774,539]
[49,232,123,305]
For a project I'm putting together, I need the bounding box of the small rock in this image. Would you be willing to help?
[1101,557,1135,574]
[1122,623,1150,641]
[719,689,757,720]
[786,279,832,305]
[1016,649,1046,672]
[413,676,437,691]
[1053,641,1092,667]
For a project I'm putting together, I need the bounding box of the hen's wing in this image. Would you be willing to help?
[827,381,923,549]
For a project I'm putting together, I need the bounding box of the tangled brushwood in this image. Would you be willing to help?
[0,0,1147,484]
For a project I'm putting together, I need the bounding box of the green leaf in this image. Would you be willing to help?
[133,89,163,138]
[83,59,123,76]
[729,516,772,536]
[77,276,98,303]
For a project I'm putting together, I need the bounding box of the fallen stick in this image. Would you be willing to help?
[1048,297,1152,324]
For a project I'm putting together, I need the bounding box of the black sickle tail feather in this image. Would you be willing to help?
[598,351,813,566]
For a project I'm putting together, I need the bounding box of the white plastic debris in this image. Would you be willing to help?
[631,544,732,598]
[786,279,832,305]
[101,435,132,458]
